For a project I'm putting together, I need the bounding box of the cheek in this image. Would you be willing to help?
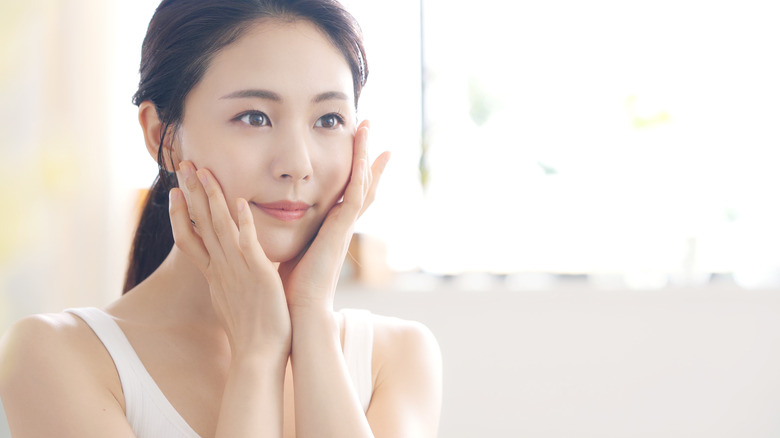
[176,134,249,222]
[316,145,353,197]
[176,109,248,169]
[177,124,244,184]
[176,125,221,172]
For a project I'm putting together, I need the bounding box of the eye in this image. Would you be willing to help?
[237,111,270,127]
[315,113,345,129]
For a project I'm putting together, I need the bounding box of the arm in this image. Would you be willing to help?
[365,318,442,438]
[279,121,386,437]
[175,154,379,437]
[289,309,373,437]
[289,313,443,438]
[282,122,441,436]
[213,351,286,437]
[170,162,291,437]
[0,314,136,437]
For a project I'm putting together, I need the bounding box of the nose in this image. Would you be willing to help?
[272,129,314,182]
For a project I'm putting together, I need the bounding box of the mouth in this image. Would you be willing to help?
[253,200,312,222]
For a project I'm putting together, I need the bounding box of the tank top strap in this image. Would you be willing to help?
[339,308,375,412]
[65,307,200,438]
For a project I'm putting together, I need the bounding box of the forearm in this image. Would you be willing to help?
[215,353,287,438]
[290,309,374,438]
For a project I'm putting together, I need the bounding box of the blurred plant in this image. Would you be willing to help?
[625,94,671,129]
[468,75,500,126]
[537,161,558,175]
[724,206,739,223]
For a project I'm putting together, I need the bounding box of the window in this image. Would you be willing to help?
[112,0,780,289]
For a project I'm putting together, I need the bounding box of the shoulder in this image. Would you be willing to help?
[0,312,90,377]
[0,311,129,436]
[364,313,442,435]
[369,314,442,387]
[370,313,441,365]
[0,311,117,393]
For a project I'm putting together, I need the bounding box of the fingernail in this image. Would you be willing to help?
[237,199,245,212]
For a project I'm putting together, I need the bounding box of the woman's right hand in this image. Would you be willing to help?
[168,160,291,361]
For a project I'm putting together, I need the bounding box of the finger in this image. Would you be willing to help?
[355,120,370,163]
[361,126,372,199]
[356,121,370,192]
[236,197,272,270]
[197,168,244,266]
[360,150,391,217]
[177,161,225,263]
[169,187,210,270]
[341,153,367,221]
[307,122,373,251]
[339,123,371,220]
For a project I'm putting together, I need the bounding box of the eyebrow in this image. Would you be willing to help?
[220,89,281,101]
[219,89,348,104]
[312,91,349,103]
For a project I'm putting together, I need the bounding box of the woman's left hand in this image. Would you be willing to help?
[279,120,390,315]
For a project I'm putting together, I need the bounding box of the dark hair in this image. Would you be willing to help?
[123,0,368,293]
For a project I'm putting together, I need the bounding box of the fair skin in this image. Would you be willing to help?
[0,19,442,438]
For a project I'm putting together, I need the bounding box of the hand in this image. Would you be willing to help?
[279,120,390,315]
[168,160,291,359]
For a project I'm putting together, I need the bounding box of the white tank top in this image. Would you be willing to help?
[65,307,374,438]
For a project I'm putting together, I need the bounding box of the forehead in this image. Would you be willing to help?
[191,19,355,103]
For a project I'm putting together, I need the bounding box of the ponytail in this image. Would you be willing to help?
[122,174,176,293]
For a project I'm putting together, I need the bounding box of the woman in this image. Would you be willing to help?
[0,1,442,436]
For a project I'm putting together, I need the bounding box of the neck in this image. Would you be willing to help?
[117,245,221,328]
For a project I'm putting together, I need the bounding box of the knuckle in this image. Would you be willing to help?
[204,184,220,199]
[238,234,253,251]
[188,211,201,227]
[185,176,199,192]
[212,219,226,238]
[239,214,252,227]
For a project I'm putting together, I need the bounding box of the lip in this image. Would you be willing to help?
[253,200,312,222]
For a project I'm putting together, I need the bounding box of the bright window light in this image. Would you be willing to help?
[111,0,780,288]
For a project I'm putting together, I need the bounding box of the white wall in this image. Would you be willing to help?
[336,285,780,437]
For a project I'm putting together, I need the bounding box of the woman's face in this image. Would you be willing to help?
[176,19,356,263]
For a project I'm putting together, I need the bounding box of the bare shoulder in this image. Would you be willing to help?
[0,312,131,437]
[0,311,118,397]
[365,313,442,437]
[0,312,93,379]
[370,313,441,365]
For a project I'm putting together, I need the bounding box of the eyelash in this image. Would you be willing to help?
[233,111,346,129]
[235,110,270,127]
[316,112,346,129]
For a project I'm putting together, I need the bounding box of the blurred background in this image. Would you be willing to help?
[2,0,780,436]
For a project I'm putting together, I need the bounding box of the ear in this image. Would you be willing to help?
[138,101,178,171]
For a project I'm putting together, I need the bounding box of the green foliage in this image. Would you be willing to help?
[468,76,500,126]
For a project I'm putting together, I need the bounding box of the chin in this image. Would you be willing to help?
[265,249,301,264]
[256,217,325,264]
[260,236,310,264]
